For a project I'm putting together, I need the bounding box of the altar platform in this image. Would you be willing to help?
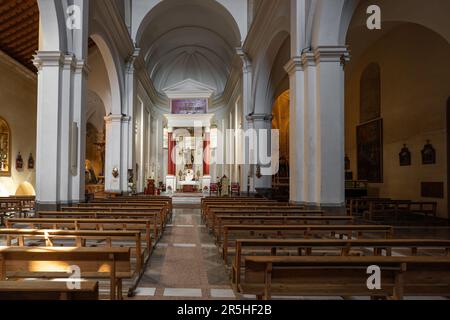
[177,181,200,193]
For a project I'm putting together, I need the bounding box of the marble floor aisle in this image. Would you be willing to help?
[130,205,236,300]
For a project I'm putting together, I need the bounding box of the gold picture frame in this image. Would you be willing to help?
[0,116,11,177]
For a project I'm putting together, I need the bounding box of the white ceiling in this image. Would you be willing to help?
[137,0,241,98]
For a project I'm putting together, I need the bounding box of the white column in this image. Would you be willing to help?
[121,115,131,192]
[33,52,64,208]
[285,57,306,204]
[70,59,89,202]
[138,102,145,193]
[237,48,253,193]
[59,55,76,204]
[314,46,348,207]
[123,53,139,191]
[250,114,273,190]
[104,114,123,193]
[146,110,152,182]
[302,53,320,205]
[285,47,348,207]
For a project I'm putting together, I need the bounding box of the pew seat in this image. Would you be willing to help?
[0,246,130,299]
[240,256,450,300]
[0,280,99,300]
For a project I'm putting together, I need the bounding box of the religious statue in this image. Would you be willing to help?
[85,160,98,184]
[185,168,194,182]
[220,175,230,197]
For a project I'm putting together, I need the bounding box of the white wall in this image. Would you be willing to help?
[0,52,37,196]
[345,24,450,218]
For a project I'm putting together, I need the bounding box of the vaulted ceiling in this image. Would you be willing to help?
[137,0,241,97]
[0,0,39,72]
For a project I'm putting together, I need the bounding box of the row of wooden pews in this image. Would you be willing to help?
[0,195,171,300]
[347,197,438,220]
[0,196,36,225]
[202,196,450,300]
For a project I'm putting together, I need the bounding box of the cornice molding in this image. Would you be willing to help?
[104,114,124,123]
[33,51,65,70]
[0,50,36,81]
[246,113,273,122]
[284,56,303,75]
[74,59,91,76]
[313,46,350,64]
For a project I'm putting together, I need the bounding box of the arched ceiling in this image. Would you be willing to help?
[137,0,241,98]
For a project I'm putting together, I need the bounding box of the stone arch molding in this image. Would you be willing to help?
[134,0,242,100]
[310,0,450,47]
[37,0,68,52]
[89,32,123,116]
[134,0,243,46]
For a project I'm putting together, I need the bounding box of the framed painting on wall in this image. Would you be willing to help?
[357,119,383,183]
[0,117,11,177]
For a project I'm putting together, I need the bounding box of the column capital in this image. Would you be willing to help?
[121,115,131,123]
[236,47,252,73]
[126,48,142,73]
[313,46,350,65]
[301,51,316,67]
[246,113,273,122]
[284,56,303,75]
[63,54,76,71]
[104,114,124,123]
[74,59,91,76]
[33,51,65,70]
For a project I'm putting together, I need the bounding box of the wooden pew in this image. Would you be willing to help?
[213,216,354,242]
[207,209,325,229]
[5,218,156,250]
[231,239,450,290]
[41,210,165,231]
[365,200,412,220]
[201,199,279,219]
[0,280,99,300]
[221,224,394,261]
[409,202,438,218]
[240,256,450,300]
[203,203,301,223]
[0,199,22,221]
[90,197,172,214]
[60,206,168,225]
[347,198,391,216]
[0,229,145,294]
[0,246,130,300]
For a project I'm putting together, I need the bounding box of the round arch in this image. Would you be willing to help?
[15,182,36,196]
[135,0,242,48]
[311,0,450,47]
[134,0,242,101]
[252,29,290,115]
[89,32,123,115]
[37,0,68,51]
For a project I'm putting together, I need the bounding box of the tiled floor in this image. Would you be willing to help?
[129,205,235,300]
[127,201,450,300]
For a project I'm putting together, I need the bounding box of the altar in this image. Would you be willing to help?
[163,79,215,194]
[178,181,200,192]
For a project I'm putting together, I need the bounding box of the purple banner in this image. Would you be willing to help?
[171,99,207,114]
